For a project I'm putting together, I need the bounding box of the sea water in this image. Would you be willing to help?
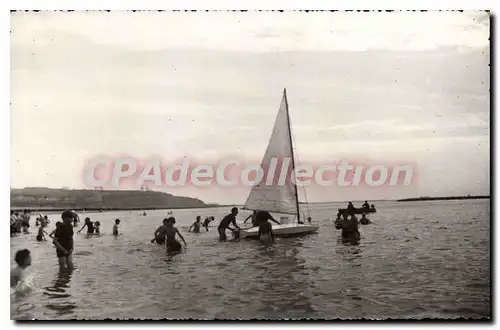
[10,200,490,320]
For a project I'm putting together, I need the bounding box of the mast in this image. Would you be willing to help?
[283,88,301,222]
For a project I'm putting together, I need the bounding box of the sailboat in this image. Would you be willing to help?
[239,89,319,238]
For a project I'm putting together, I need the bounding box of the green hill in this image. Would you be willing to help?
[10,187,209,211]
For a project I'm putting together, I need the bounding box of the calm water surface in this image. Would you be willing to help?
[10,200,490,320]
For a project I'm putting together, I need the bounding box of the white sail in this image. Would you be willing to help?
[243,91,298,215]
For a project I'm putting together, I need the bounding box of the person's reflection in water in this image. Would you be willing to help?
[255,240,316,319]
[43,268,77,316]
[337,245,367,318]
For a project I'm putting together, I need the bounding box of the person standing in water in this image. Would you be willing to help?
[218,207,240,242]
[152,219,169,244]
[20,209,31,233]
[202,216,214,231]
[113,219,120,236]
[164,217,186,252]
[77,217,94,235]
[36,221,49,242]
[254,211,280,227]
[189,216,202,233]
[11,249,32,288]
[254,211,280,243]
[53,210,76,270]
[94,221,101,235]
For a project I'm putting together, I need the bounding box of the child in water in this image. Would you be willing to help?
[49,222,62,239]
[94,221,101,235]
[188,216,202,233]
[11,249,32,288]
[36,221,49,242]
[113,219,120,236]
[165,217,187,252]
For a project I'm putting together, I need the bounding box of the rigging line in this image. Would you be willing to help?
[288,102,311,220]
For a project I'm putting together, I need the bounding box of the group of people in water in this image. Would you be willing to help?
[11,209,125,287]
[334,201,374,242]
[11,202,375,288]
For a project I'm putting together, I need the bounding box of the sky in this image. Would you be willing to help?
[10,11,490,204]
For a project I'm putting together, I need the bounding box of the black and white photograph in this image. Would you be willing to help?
[9,10,490,320]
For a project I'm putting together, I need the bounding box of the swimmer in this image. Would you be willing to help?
[218,207,240,242]
[11,249,32,288]
[152,219,169,244]
[113,219,120,236]
[164,217,186,252]
[188,216,202,233]
[360,214,371,225]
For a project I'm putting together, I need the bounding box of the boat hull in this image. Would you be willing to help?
[338,208,376,215]
[240,223,319,238]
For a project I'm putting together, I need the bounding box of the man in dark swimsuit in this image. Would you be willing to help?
[218,207,240,242]
[53,210,76,270]
[254,211,280,226]
[254,211,280,242]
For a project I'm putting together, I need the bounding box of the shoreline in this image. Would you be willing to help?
[397,196,490,202]
[9,204,240,213]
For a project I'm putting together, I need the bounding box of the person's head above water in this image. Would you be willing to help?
[361,213,366,218]
[55,221,63,228]
[163,218,169,225]
[61,210,77,223]
[115,219,120,224]
[44,215,48,219]
[15,249,31,268]
[231,207,239,215]
[84,217,91,223]
[196,216,201,221]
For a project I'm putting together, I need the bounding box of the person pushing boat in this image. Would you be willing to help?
[218,207,240,242]
[243,210,258,227]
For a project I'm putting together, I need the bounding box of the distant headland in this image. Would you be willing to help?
[10,187,224,211]
[397,195,490,202]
